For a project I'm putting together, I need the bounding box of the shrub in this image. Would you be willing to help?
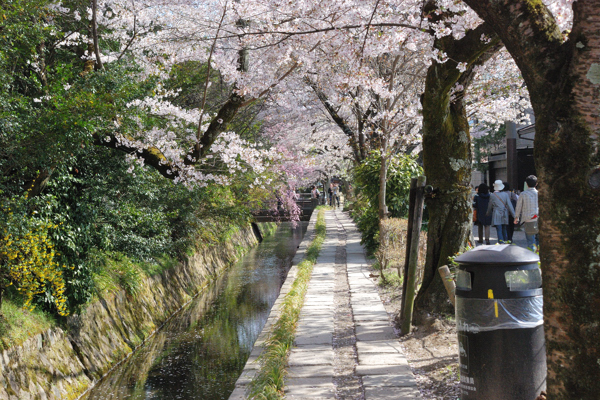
[0,195,68,316]
[374,218,427,287]
[352,151,422,253]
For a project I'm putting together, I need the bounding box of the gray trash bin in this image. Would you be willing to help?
[454,244,546,400]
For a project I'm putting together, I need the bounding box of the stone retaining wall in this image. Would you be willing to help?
[0,223,275,400]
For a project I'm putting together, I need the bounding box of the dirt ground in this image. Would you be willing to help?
[374,274,461,400]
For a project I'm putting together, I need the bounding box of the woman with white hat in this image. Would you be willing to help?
[486,180,516,244]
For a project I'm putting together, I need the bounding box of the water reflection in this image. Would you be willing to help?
[83,222,306,400]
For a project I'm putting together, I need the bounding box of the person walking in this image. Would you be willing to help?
[328,185,333,206]
[514,175,539,251]
[473,183,492,245]
[486,180,516,244]
[502,182,519,243]
[311,185,320,204]
[332,183,340,207]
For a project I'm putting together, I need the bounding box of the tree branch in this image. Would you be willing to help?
[197,2,228,142]
[91,0,103,70]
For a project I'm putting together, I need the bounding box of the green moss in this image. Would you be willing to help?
[257,222,278,238]
[523,0,563,43]
[0,296,57,351]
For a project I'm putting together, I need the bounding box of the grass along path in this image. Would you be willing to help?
[247,209,327,400]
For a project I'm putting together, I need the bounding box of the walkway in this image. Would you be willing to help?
[230,209,421,399]
[471,222,528,248]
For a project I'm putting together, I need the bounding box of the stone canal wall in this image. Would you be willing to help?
[0,223,276,400]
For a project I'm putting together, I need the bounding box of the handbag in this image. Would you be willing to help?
[524,220,539,234]
[473,209,478,222]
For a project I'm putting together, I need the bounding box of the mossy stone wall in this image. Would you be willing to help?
[0,224,273,400]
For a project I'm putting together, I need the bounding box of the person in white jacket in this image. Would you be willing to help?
[514,175,539,251]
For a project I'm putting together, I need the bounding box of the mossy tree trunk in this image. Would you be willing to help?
[415,20,500,315]
[463,1,600,397]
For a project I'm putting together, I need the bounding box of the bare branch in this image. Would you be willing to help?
[197,2,228,141]
[359,0,382,65]
[215,21,426,42]
[117,14,137,61]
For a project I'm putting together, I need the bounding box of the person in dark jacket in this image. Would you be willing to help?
[502,182,518,243]
[473,183,492,245]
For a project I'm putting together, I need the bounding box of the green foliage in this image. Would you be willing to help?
[374,218,409,283]
[473,125,506,173]
[30,147,254,312]
[92,252,143,296]
[378,268,403,288]
[0,0,259,320]
[353,205,381,253]
[351,151,422,253]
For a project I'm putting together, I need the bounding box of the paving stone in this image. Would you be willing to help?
[356,327,397,342]
[356,340,404,354]
[288,348,333,366]
[297,314,334,322]
[296,324,335,332]
[299,310,334,318]
[358,353,408,366]
[353,312,390,322]
[233,369,257,386]
[294,332,333,346]
[287,365,334,378]
[353,305,387,314]
[303,299,334,304]
[228,386,247,400]
[295,327,335,337]
[364,386,421,399]
[297,318,334,326]
[248,345,263,358]
[356,364,413,376]
[350,293,381,303]
[285,377,335,399]
[362,374,418,387]
[301,304,334,310]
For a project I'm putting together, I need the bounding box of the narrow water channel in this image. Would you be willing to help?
[83,222,307,400]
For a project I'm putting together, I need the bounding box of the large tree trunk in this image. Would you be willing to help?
[415,21,500,315]
[463,1,600,397]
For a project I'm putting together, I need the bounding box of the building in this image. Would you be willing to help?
[472,120,536,193]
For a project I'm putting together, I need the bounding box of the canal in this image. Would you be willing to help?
[83,222,307,400]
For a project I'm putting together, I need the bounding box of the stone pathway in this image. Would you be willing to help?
[230,209,421,400]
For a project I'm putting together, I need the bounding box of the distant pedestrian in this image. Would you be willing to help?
[328,186,333,206]
[486,180,515,244]
[514,175,539,251]
[311,185,320,202]
[332,183,340,207]
[473,183,492,245]
[502,182,519,242]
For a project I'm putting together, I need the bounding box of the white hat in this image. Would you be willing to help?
[493,180,504,191]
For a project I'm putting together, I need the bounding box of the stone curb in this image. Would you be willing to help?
[228,210,321,399]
